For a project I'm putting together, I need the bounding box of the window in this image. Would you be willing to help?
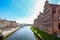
[58,23,60,29]
[49,24,51,27]
[52,10,56,13]
[58,9,60,15]
[47,19,50,23]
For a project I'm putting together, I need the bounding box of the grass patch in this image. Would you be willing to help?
[30,26,60,40]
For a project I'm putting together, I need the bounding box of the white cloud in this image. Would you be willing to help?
[16,0,46,24]
[15,18,33,24]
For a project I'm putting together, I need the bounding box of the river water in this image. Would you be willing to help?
[2,26,40,40]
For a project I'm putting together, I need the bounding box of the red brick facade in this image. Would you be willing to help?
[33,0,60,37]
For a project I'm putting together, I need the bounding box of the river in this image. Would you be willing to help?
[2,26,40,40]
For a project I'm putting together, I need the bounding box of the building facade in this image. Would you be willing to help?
[33,0,60,37]
[0,18,18,30]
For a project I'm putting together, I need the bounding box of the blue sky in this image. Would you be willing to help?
[0,0,34,19]
[0,0,60,24]
[49,0,59,4]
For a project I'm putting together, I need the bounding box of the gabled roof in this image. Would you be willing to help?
[49,4,60,7]
[49,3,60,11]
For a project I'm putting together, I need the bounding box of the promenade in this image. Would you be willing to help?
[0,27,20,38]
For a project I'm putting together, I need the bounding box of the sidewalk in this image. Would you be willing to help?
[1,27,20,38]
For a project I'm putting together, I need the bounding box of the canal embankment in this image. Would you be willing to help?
[2,26,40,40]
[0,27,20,39]
[31,26,60,40]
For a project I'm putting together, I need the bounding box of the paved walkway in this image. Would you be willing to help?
[1,27,20,38]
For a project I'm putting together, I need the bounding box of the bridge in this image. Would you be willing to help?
[19,24,32,27]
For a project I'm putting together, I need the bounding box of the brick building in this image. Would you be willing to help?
[33,0,60,37]
[0,18,18,30]
[33,18,38,29]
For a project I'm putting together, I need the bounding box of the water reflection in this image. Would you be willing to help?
[1,26,41,40]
